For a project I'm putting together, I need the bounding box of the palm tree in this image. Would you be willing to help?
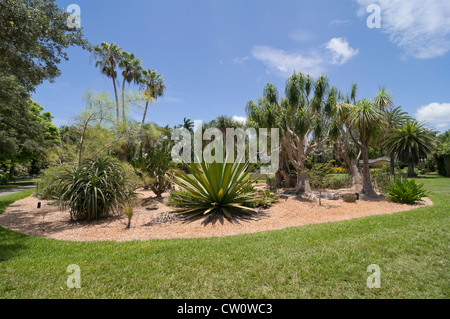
[384,120,436,178]
[93,42,122,126]
[182,117,194,132]
[139,69,165,125]
[383,106,411,174]
[374,86,394,112]
[119,52,142,125]
[348,98,385,197]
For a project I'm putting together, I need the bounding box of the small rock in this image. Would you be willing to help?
[146,204,159,210]
[319,192,339,200]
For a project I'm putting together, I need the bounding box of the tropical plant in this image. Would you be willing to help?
[167,160,263,219]
[383,106,411,174]
[58,157,134,221]
[130,139,174,197]
[246,72,334,193]
[347,98,385,197]
[386,178,426,204]
[93,42,123,125]
[384,120,436,178]
[139,69,165,125]
[119,52,142,125]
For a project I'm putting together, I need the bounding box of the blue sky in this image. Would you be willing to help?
[32,0,450,132]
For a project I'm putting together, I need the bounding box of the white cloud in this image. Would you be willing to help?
[251,45,324,77]
[233,56,250,65]
[232,115,247,125]
[324,37,359,65]
[289,30,315,42]
[415,102,450,130]
[356,0,450,59]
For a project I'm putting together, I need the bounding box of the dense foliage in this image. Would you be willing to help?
[167,161,263,219]
[386,178,426,204]
[59,157,134,221]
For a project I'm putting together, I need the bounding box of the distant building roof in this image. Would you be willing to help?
[359,157,390,164]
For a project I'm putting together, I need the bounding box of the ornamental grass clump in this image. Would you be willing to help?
[59,157,134,221]
[167,160,264,219]
[386,178,426,204]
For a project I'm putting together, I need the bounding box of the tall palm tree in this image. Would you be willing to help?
[93,42,122,126]
[348,98,385,197]
[384,120,436,178]
[374,86,394,112]
[139,69,165,125]
[119,52,142,126]
[383,106,411,174]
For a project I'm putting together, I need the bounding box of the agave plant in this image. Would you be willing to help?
[167,160,263,219]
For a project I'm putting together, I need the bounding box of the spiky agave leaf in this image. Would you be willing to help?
[167,160,263,219]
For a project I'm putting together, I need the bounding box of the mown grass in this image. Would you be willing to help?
[0,177,448,298]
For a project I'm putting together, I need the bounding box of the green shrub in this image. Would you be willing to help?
[386,178,426,204]
[328,174,351,190]
[342,194,357,203]
[130,139,174,197]
[59,157,135,221]
[243,189,277,208]
[167,160,264,219]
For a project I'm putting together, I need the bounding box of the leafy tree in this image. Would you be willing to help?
[329,84,363,190]
[384,120,436,178]
[0,0,87,93]
[307,161,332,206]
[247,72,334,193]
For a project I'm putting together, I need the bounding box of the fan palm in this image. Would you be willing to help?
[93,42,123,125]
[119,52,142,125]
[384,120,436,177]
[140,69,165,125]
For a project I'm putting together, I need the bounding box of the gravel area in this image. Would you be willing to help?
[0,188,432,242]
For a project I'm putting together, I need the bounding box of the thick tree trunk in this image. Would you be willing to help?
[349,159,363,191]
[295,161,311,194]
[407,161,416,178]
[361,148,378,197]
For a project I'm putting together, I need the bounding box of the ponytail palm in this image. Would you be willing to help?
[384,120,436,177]
[348,98,385,197]
[168,161,262,219]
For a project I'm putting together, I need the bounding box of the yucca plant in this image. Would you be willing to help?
[167,160,263,219]
[386,178,426,204]
[59,157,134,221]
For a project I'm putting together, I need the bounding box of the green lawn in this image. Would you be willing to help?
[0,177,448,298]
